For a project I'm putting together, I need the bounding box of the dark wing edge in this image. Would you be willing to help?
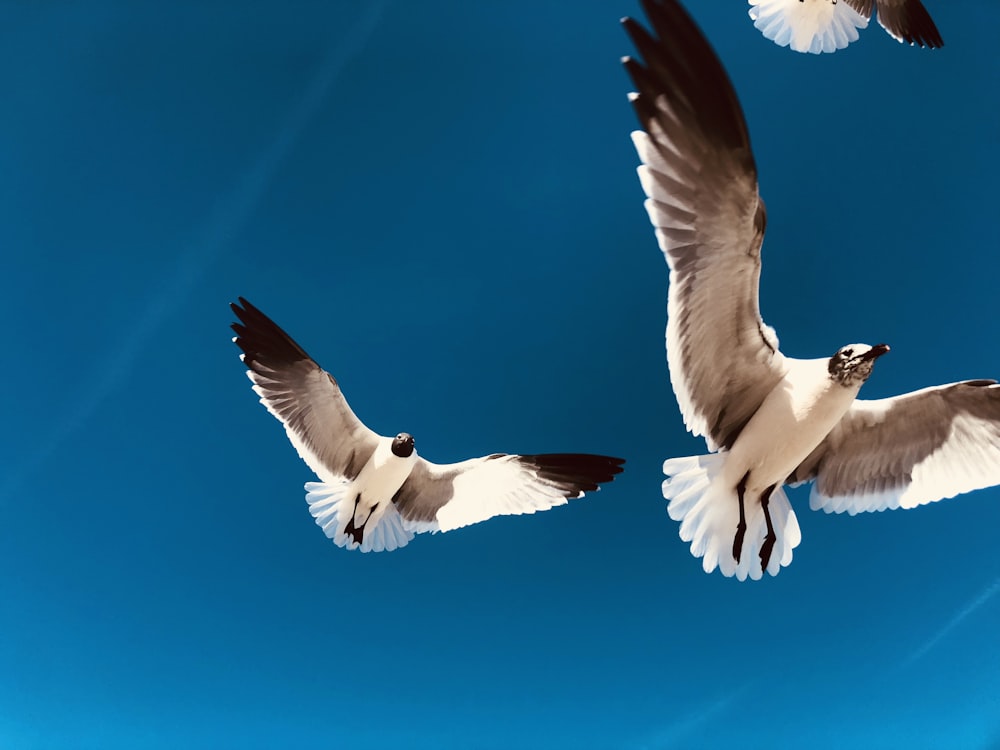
[232,296,313,371]
[623,0,752,161]
[392,453,625,531]
[518,452,626,490]
[230,297,378,480]
[845,0,943,47]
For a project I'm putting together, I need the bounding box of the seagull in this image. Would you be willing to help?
[622,0,999,580]
[230,297,624,552]
[748,0,943,54]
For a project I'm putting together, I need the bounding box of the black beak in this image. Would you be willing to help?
[861,343,890,362]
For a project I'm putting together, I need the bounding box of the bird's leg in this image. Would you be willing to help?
[758,484,777,571]
[733,471,750,563]
[344,493,365,545]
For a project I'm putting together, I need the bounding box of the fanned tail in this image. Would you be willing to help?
[748,0,868,54]
[305,481,414,553]
[662,455,801,581]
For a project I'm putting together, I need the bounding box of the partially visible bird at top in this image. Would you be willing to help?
[748,0,943,54]
[622,0,998,580]
[231,297,624,553]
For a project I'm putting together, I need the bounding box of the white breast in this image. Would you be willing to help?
[725,358,860,491]
[353,438,418,510]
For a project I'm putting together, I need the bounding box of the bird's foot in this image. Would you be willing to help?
[732,522,747,563]
[344,517,364,546]
[759,533,776,572]
[758,484,777,572]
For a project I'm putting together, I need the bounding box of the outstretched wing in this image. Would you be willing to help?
[790,380,1000,513]
[231,297,379,482]
[844,0,943,47]
[623,0,788,451]
[392,453,625,533]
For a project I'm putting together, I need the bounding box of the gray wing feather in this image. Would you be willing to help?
[623,1,786,451]
[790,380,1000,513]
[231,297,379,482]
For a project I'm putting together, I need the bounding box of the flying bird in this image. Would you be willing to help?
[231,297,624,552]
[622,0,999,580]
[748,0,943,54]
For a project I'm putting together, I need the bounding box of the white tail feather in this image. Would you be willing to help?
[663,455,802,580]
[305,480,415,553]
[748,0,868,54]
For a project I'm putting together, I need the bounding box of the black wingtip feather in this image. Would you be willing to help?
[519,454,626,495]
[230,298,315,369]
[880,0,943,48]
[622,0,751,158]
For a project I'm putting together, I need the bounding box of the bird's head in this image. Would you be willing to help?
[391,432,415,458]
[828,343,890,387]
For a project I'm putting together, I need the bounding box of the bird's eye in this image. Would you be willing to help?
[843,349,854,358]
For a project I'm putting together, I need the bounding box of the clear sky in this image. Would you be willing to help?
[2,1,999,748]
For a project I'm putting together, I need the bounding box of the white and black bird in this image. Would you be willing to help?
[622,0,999,580]
[231,298,624,552]
[748,0,943,54]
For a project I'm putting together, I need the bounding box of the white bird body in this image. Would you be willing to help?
[724,358,859,495]
[663,356,871,580]
[343,437,418,538]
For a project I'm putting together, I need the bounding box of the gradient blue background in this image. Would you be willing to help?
[2,1,999,747]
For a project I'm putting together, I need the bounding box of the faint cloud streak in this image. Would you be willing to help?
[635,685,748,750]
[0,2,386,505]
[904,577,1000,666]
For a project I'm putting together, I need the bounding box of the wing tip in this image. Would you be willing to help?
[229,296,315,368]
[877,0,943,48]
[622,0,753,159]
[519,453,626,496]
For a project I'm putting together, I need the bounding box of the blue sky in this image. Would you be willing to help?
[2,1,999,748]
